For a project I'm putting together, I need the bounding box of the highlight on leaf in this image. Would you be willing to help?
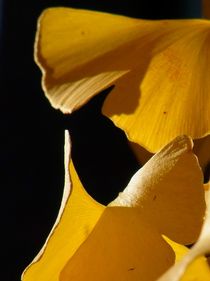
[22,133,207,281]
[59,136,208,281]
[35,7,210,153]
[109,135,205,245]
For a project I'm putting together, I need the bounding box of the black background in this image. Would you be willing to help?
[0,1,203,280]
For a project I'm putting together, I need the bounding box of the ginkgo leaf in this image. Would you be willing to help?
[129,134,210,173]
[164,237,210,281]
[35,7,146,112]
[103,21,210,152]
[21,133,207,281]
[35,7,210,152]
[157,183,210,281]
[22,131,105,281]
[60,207,175,281]
[109,135,205,245]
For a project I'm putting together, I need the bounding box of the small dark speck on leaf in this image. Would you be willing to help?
[81,31,85,35]
[153,195,157,201]
[128,267,135,271]
[163,111,167,114]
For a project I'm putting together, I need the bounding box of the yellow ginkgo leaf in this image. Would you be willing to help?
[164,237,210,281]
[22,131,105,281]
[35,7,210,152]
[103,21,210,152]
[35,7,146,112]
[129,134,210,175]
[110,135,205,245]
[157,184,210,281]
[21,133,207,281]
[60,207,175,281]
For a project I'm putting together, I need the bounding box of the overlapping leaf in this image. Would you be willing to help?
[22,133,207,281]
[157,183,210,281]
[35,8,210,152]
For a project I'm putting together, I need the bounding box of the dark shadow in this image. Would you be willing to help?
[204,162,210,183]
[64,89,140,205]
[129,140,154,165]
[193,134,210,182]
